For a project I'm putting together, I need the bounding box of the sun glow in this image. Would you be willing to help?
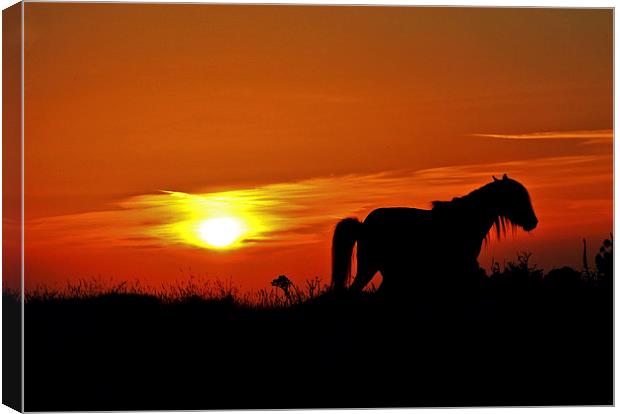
[143,190,276,250]
[197,217,243,248]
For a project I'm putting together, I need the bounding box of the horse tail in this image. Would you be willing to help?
[331,218,362,291]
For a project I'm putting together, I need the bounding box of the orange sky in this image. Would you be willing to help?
[17,4,613,292]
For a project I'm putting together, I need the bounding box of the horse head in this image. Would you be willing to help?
[492,174,538,231]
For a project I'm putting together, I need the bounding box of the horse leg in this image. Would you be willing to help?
[349,243,378,292]
[349,266,377,292]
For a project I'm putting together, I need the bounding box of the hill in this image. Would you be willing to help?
[14,253,614,410]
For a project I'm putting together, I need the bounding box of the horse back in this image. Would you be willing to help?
[362,207,435,252]
[363,207,432,230]
[361,207,456,273]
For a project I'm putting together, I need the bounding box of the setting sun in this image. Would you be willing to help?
[197,217,243,248]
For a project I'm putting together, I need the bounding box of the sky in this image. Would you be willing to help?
[14,4,613,292]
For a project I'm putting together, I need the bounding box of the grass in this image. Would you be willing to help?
[8,248,614,411]
[16,248,611,307]
[20,274,332,310]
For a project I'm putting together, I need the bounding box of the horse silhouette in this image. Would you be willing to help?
[331,174,538,295]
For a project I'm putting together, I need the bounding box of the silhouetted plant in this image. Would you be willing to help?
[582,238,590,274]
[304,277,323,299]
[595,234,613,281]
[271,275,293,301]
[491,252,543,289]
[511,252,542,279]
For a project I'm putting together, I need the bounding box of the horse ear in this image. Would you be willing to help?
[492,176,499,182]
[502,173,508,180]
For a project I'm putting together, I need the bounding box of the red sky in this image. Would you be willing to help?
[14,4,613,292]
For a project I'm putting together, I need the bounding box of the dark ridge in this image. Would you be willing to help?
[23,249,612,411]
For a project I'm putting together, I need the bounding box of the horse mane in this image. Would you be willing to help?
[431,181,515,243]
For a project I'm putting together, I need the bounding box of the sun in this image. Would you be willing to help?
[197,217,243,248]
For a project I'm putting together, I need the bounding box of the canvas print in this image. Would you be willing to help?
[2,2,613,411]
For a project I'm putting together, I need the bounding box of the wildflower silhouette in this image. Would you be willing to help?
[271,275,293,301]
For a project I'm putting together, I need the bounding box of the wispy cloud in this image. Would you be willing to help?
[26,171,419,250]
[26,153,612,255]
[472,129,612,145]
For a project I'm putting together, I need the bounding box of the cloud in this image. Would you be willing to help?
[26,153,612,255]
[471,129,612,145]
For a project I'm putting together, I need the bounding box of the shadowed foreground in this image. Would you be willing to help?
[20,257,612,411]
